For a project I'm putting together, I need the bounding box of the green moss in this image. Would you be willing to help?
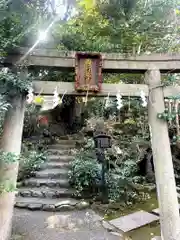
[0,181,16,193]
[106,192,158,220]
[128,223,160,240]
[95,192,161,239]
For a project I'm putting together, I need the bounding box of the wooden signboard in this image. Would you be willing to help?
[75,52,102,92]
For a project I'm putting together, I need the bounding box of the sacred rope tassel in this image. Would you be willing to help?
[27,88,34,104]
[76,97,81,104]
[168,99,173,125]
[105,93,110,109]
[77,97,84,104]
[84,90,89,106]
[53,87,60,108]
[82,97,86,103]
[116,92,123,110]
[59,91,67,106]
[126,96,132,118]
[128,95,131,112]
[140,91,147,107]
[59,97,62,105]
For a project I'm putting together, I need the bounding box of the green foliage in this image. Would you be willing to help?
[55,0,180,53]
[0,94,10,113]
[86,96,149,145]
[23,103,42,138]
[121,160,139,177]
[107,160,141,202]
[22,137,51,152]
[0,181,16,194]
[0,69,32,96]
[0,94,10,134]
[69,150,102,196]
[86,98,105,118]
[97,0,178,53]
[157,111,176,121]
[0,151,19,164]
[69,146,143,202]
[0,0,53,56]
[18,150,47,181]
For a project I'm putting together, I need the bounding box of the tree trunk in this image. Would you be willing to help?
[0,94,26,240]
[145,69,180,240]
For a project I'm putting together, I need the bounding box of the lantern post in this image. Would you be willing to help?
[94,134,112,204]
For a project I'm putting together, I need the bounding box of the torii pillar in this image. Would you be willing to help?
[145,69,180,240]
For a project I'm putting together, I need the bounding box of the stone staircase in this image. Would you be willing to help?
[15,139,89,211]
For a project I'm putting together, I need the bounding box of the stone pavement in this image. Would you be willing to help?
[11,209,121,240]
[109,210,159,232]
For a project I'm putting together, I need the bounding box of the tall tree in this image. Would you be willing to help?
[54,0,179,53]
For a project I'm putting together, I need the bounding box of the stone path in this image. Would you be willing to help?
[11,209,121,240]
[15,140,89,212]
[109,210,159,233]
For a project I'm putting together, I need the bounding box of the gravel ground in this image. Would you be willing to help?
[11,209,121,240]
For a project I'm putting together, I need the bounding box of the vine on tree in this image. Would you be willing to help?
[0,68,33,96]
[0,181,16,194]
[0,151,20,164]
[157,97,180,144]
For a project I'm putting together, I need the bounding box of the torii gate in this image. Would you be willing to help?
[3,48,180,240]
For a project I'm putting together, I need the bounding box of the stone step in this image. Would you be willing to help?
[47,149,73,155]
[52,140,77,145]
[23,178,70,188]
[48,144,75,150]
[34,168,69,179]
[57,136,71,140]
[45,162,71,169]
[47,155,74,162]
[15,197,80,211]
[17,187,74,198]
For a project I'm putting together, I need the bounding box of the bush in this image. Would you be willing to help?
[22,137,50,152]
[18,151,47,181]
[69,150,102,197]
[23,103,42,138]
[106,160,140,202]
[121,160,138,177]
[69,148,142,203]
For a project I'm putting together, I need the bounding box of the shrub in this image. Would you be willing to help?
[69,150,102,197]
[22,138,50,152]
[18,151,47,181]
[69,148,142,203]
[107,165,139,203]
[23,103,42,138]
[121,160,138,177]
